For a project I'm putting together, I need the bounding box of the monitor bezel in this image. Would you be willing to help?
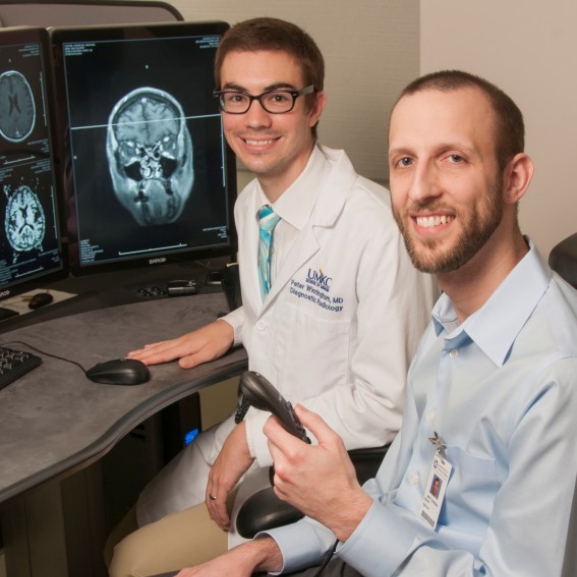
[0,25,68,302]
[49,20,238,277]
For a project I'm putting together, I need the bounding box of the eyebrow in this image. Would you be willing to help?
[388,143,479,160]
[221,82,298,93]
[388,147,413,160]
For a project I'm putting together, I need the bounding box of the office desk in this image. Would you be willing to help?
[0,292,247,504]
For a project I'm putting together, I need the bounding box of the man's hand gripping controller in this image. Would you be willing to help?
[235,370,311,443]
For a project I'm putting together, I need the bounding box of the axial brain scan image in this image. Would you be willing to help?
[3,184,46,262]
[106,86,194,226]
[0,70,36,143]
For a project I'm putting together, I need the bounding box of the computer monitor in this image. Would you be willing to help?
[0,26,67,303]
[49,21,237,277]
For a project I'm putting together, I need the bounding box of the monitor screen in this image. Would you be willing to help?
[0,27,67,302]
[50,21,237,276]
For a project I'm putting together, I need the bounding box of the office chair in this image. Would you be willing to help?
[0,0,183,28]
[549,233,577,577]
[549,232,577,289]
[235,444,388,538]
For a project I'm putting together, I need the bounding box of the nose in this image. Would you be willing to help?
[408,161,440,204]
[244,99,273,128]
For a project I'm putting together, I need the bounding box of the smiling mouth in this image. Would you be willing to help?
[415,215,454,227]
[243,138,278,147]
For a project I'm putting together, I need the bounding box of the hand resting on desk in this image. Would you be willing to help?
[127,320,234,369]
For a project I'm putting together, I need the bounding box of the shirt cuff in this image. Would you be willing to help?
[244,407,273,466]
[259,519,337,575]
[217,307,244,346]
[337,500,416,577]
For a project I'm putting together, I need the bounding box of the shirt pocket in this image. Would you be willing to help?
[274,302,351,400]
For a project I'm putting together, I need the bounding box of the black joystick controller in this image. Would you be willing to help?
[236,370,310,444]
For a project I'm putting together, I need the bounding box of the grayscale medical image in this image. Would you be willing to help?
[106,87,194,226]
[0,70,36,143]
[3,183,46,262]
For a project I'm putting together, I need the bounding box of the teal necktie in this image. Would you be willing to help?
[257,205,281,299]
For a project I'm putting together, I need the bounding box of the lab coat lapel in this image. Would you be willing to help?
[262,225,321,309]
[242,197,266,316]
[259,150,357,314]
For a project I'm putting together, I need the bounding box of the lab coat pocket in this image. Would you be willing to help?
[275,303,351,401]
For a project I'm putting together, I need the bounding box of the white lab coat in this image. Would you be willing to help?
[229,146,437,465]
[136,146,437,527]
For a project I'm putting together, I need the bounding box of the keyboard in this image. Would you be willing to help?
[0,346,42,391]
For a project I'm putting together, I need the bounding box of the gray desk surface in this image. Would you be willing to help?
[0,292,247,504]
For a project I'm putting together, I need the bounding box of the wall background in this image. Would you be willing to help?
[169,0,419,185]
[169,0,576,258]
[421,1,577,260]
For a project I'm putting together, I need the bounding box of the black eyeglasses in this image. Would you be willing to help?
[213,85,316,114]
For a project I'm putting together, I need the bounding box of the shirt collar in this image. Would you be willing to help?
[432,238,553,366]
[254,145,331,230]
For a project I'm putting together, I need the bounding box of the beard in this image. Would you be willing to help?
[393,176,504,274]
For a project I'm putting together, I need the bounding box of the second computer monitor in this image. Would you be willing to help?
[50,21,237,276]
[0,26,67,302]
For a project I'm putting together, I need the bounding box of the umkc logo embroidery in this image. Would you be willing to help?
[306,267,332,292]
[290,268,343,312]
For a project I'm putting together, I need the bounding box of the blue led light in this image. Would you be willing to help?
[184,428,199,446]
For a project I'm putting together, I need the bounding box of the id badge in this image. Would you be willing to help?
[420,434,453,529]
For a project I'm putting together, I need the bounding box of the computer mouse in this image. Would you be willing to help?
[85,358,150,385]
[28,292,54,309]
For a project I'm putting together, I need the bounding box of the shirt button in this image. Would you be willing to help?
[450,349,459,358]
[256,321,267,330]
[409,474,419,485]
[427,410,436,421]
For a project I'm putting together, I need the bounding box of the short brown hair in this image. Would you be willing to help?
[214,17,324,95]
[397,70,525,171]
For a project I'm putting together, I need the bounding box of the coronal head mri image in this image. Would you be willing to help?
[51,22,236,273]
[106,86,194,226]
[0,70,36,143]
[3,183,46,261]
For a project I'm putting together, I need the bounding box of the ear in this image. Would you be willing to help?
[503,153,534,205]
[308,90,327,128]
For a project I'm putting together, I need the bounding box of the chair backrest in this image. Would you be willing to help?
[550,233,577,575]
[0,0,183,27]
[549,232,577,289]
[562,480,577,577]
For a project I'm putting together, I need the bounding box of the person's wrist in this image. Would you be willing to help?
[236,536,284,574]
[326,489,373,543]
[216,316,240,346]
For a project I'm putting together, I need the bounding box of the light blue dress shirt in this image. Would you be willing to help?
[267,241,577,576]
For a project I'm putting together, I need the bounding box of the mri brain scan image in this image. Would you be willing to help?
[106,87,194,226]
[4,184,46,261]
[0,70,36,143]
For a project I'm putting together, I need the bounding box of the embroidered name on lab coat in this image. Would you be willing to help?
[288,268,344,312]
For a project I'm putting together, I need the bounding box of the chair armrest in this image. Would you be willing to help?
[235,444,389,538]
[348,444,389,485]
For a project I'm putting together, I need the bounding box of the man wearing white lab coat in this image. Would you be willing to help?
[108,17,436,576]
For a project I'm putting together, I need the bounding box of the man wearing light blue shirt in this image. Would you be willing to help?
[171,71,577,577]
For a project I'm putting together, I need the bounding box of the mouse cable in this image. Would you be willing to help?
[2,339,88,375]
[311,538,339,577]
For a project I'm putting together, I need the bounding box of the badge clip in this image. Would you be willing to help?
[428,431,446,455]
